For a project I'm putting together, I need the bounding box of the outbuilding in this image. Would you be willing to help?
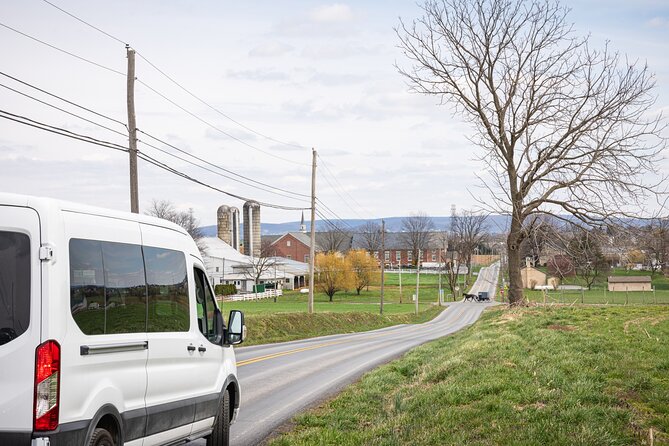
[607,276,652,292]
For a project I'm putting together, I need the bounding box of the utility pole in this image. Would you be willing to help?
[438,247,442,305]
[380,219,385,315]
[308,148,317,314]
[415,257,420,314]
[399,262,402,303]
[126,45,139,213]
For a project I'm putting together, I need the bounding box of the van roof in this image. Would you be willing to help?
[0,192,190,237]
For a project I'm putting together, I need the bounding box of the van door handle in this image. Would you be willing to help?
[198,346,207,353]
[187,345,196,352]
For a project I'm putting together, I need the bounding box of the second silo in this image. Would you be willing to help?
[243,201,261,257]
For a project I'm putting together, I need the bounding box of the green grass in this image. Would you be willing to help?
[241,306,444,346]
[220,288,446,345]
[519,268,669,305]
[270,306,669,446]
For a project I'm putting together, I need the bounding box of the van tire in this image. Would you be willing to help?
[89,427,115,446]
[207,388,231,446]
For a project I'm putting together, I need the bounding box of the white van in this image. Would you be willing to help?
[0,193,245,446]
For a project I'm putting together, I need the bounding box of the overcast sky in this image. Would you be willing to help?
[1,0,668,225]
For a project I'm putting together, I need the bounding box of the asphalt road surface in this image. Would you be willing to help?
[223,262,500,445]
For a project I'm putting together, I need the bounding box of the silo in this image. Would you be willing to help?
[243,201,261,257]
[217,205,240,250]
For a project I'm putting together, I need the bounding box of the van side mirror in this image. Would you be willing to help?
[225,310,245,345]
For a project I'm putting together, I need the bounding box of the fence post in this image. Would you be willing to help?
[581,288,584,304]
[625,286,629,305]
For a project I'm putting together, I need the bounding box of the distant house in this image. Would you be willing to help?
[268,232,313,263]
[520,266,547,289]
[607,276,652,292]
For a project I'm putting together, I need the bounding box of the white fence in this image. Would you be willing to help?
[222,289,283,302]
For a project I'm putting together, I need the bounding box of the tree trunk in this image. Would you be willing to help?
[507,221,525,306]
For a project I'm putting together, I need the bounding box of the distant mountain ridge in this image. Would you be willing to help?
[200,215,512,237]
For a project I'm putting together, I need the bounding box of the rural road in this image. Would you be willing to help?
[226,262,500,445]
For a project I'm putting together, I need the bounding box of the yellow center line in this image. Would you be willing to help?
[236,306,459,367]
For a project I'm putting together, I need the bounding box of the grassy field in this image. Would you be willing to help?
[270,305,669,446]
[520,268,669,305]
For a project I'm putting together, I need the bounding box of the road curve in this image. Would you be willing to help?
[229,262,500,445]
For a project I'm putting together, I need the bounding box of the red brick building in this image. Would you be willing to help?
[268,232,312,263]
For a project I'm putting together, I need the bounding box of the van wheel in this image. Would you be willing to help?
[207,388,230,446]
[89,427,115,446]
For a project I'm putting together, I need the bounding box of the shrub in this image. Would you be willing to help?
[214,284,237,296]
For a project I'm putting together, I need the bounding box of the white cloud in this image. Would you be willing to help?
[647,17,669,28]
[248,41,294,57]
[310,4,353,23]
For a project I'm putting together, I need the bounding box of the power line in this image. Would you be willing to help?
[40,0,127,45]
[137,151,310,211]
[135,79,310,167]
[0,71,127,128]
[318,154,369,219]
[137,129,310,199]
[0,109,128,152]
[0,22,125,76]
[0,82,127,138]
[37,1,312,160]
[0,108,310,211]
[135,52,310,151]
[137,137,310,203]
[0,70,308,202]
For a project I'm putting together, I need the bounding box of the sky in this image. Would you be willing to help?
[1,0,668,226]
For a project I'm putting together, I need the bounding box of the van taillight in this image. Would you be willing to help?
[34,340,60,431]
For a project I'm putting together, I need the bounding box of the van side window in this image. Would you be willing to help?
[194,268,217,342]
[0,231,31,346]
[102,242,147,334]
[144,247,189,332]
[70,239,106,335]
[70,239,147,334]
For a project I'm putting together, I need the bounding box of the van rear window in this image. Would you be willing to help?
[0,231,30,346]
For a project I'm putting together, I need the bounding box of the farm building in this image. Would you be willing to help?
[607,276,652,292]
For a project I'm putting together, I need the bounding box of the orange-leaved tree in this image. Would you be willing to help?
[346,249,380,295]
[315,252,353,302]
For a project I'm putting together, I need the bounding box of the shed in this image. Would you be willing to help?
[607,276,652,292]
[520,266,547,289]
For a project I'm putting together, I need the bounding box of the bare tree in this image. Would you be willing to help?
[317,223,352,254]
[397,0,666,304]
[400,212,435,266]
[240,239,277,287]
[146,199,205,253]
[565,227,610,289]
[451,211,488,285]
[358,221,383,254]
[434,230,459,299]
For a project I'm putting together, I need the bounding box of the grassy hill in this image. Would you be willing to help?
[271,305,669,445]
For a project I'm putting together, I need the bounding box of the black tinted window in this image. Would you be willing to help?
[0,231,30,346]
[144,247,189,332]
[70,239,147,335]
[102,242,147,334]
[70,239,105,334]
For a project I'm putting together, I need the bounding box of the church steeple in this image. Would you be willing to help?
[300,211,306,233]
